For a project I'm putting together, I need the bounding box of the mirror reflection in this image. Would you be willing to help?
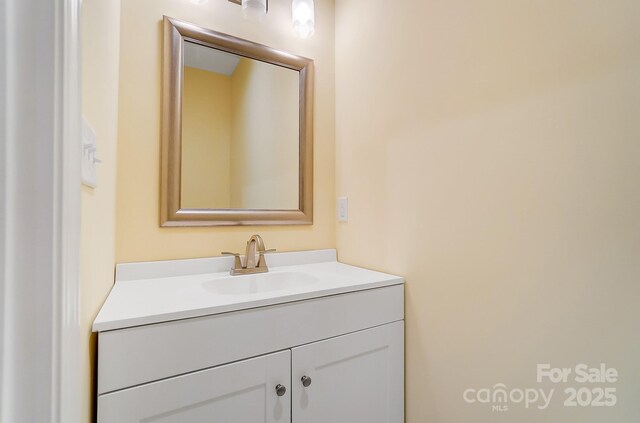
[181,41,300,210]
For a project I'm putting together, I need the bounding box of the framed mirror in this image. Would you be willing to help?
[161,16,314,226]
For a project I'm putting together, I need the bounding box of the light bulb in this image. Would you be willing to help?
[242,0,267,21]
[292,0,315,39]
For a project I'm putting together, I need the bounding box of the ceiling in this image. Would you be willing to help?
[184,42,241,76]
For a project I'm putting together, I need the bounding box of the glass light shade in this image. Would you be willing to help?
[292,0,315,39]
[190,0,208,4]
[242,0,267,21]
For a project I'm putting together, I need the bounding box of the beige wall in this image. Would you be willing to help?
[182,66,232,208]
[80,0,121,422]
[336,1,640,422]
[230,58,299,209]
[116,0,335,262]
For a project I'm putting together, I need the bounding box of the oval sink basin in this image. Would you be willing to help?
[203,271,319,295]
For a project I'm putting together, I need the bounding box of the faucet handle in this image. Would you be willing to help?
[262,249,276,254]
[221,252,244,270]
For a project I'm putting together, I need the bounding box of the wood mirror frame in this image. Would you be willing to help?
[161,16,314,227]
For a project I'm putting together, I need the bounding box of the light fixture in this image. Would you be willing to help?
[228,0,314,38]
[242,0,267,21]
[292,0,314,39]
[190,0,209,4]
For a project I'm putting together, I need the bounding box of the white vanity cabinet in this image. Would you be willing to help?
[94,250,404,423]
[98,322,403,423]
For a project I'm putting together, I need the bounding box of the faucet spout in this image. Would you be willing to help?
[245,234,265,269]
[223,234,275,276]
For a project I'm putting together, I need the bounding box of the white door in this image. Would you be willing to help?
[292,321,404,423]
[98,350,291,423]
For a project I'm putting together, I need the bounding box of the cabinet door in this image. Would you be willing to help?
[98,350,291,423]
[292,321,404,423]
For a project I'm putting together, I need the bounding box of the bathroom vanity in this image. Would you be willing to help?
[93,249,404,422]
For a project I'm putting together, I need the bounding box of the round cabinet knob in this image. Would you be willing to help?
[301,376,312,387]
[275,384,287,397]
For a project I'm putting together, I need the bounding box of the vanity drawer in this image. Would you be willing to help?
[98,284,404,394]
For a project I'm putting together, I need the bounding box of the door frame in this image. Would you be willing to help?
[0,0,82,421]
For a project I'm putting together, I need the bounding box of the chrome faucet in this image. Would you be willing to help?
[222,234,275,276]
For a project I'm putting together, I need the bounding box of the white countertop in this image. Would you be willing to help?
[93,249,403,332]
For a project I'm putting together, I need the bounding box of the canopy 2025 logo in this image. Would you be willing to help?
[463,363,618,412]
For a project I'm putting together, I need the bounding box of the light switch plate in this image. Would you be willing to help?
[81,117,98,188]
[337,197,348,222]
